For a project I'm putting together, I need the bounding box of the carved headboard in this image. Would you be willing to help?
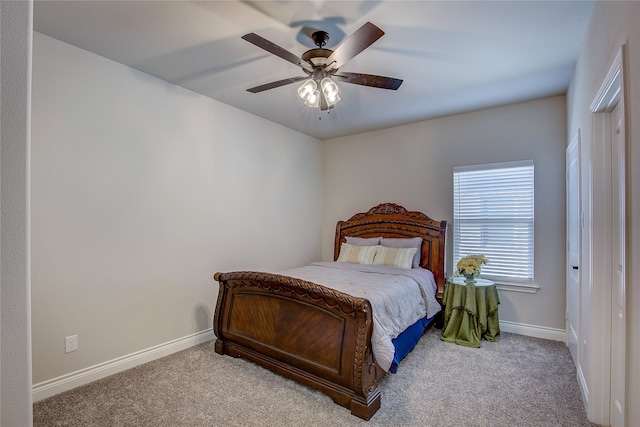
[334,203,448,300]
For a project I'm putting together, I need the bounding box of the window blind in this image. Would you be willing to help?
[453,160,534,284]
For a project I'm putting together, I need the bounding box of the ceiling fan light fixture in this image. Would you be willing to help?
[298,79,320,107]
[321,77,341,106]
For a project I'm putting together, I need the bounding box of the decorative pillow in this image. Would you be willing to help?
[380,237,423,268]
[372,246,418,269]
[336,243,377,265]
[345,236,381,246]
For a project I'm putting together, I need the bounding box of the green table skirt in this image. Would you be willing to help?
[441,280,500,347]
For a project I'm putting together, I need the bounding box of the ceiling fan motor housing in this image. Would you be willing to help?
[301,48,335,69]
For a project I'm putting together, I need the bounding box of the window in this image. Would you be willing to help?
[453,160,534,285]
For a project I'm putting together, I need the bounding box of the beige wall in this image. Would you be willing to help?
[322,96,567,330]
[30,33,323,385]
[567,2,640,425]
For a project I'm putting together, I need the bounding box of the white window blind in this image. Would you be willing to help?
[453,160,534,284]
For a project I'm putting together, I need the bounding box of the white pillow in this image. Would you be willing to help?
[372,245,417,269]
[337,243,377,265]
[380,237,422,268]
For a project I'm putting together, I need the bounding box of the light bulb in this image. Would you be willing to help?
[298,79,320,107]
[321,77,341,106]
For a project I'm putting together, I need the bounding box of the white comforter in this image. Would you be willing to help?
[278,261,441,372]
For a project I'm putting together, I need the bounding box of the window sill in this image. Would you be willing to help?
[494,282,540,294]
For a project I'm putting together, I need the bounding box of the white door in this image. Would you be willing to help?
[566,133,581,365]
[609,102,626,427]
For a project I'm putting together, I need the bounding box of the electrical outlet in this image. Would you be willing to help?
[65,335,78,353]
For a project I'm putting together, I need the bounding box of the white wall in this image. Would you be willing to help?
[1,1,34,425]
[566,2,640,425]
[30,33,323,386]
[322,96,567,331]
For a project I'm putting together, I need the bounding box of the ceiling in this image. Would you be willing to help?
[33,1,594,140]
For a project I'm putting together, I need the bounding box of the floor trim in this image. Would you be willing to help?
[499,320,566,342]
[32,329,216,402]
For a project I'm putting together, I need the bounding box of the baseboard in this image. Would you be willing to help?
[32,329,216,402]
[499,320,566,342]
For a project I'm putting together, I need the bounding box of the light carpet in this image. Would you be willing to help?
[33,329,596,426]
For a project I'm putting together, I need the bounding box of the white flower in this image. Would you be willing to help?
[456,254,488,276]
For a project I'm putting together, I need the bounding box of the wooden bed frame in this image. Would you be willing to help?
[213,203,447,420]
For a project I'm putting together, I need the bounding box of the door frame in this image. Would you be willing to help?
[587,44,628,425]
[566,130,581,366]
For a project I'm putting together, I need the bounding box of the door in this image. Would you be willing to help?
[566,133,581,365]
[609,102,626,427]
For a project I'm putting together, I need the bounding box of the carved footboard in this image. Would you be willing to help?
[213,271,385,420]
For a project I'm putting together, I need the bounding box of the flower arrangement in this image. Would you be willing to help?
[456,254,489,282]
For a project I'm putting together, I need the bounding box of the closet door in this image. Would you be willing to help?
[566,132,581,366]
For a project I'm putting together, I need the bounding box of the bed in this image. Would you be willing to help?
[213,203,447,420]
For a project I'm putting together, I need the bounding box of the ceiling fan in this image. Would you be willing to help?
[242,22,403,111]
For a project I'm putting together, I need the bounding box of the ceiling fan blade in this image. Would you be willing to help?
[326,22,384,70]
[246,76,308,93]
[333,72,403,90]
[242,33,313,72]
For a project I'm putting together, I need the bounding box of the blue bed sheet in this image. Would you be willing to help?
[388,316,434,373]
